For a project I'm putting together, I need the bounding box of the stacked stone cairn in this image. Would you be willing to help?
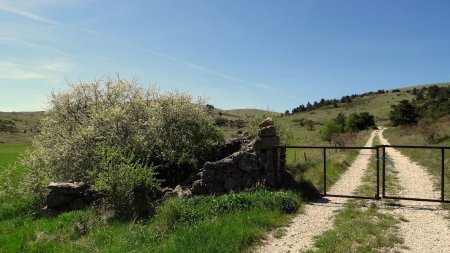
[172,117,294,197]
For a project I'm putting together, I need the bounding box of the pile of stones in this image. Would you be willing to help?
[174,117,294,196]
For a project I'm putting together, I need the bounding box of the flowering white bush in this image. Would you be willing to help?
[22,78,223,201]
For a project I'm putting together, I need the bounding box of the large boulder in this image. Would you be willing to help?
[45,181,94,209]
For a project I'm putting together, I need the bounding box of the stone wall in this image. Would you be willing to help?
[175,118,294,197]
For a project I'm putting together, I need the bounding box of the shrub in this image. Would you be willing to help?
[88,146,160,218]
[21,78,224,197]
[389,100,418,126]
[416,118,442,144]
[319,120,342,143]
[345,112,376,132]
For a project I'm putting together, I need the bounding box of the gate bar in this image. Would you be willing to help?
[376,147,380,199]
[383,195,450,203]
[442,148,445,202]
[323,148,327,196]
[326,194,379,200]
[382,146,386,198]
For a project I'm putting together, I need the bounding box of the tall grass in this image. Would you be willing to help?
[0,190,301,252]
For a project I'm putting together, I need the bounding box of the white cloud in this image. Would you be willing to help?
[0,0,60,24]
[0,61,47,80]
[253,83,273,90]
[39,59,74,73]
[0,59,72,82]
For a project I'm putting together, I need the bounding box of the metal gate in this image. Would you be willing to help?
[273,145,450,203]
[380,145,450,203]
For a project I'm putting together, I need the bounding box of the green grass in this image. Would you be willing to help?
[0,143,29,168]
[307,135,404,253]
[0,144,34,217]
[285,128,372,194]
[306,203,402,253]
[0,191,300,252]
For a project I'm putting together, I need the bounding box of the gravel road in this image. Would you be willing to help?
[256,130,377,253]
[378,129,450,253]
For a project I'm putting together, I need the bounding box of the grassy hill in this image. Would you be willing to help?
[0,111,44,144]
[2,82,448,144]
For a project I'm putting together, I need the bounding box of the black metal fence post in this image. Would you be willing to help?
[382,146,386,198]
[376,146,380,199]
[272,147,279,189]
[441,148,445,202]
[323,148,327,196]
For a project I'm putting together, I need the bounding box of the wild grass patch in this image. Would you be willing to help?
[0,189,301,252]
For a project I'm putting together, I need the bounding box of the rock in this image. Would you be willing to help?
[241,174,254,188]
[237,152,260,171]
[258,117,273,128]
[265,150,274,171]
[45,181,93,210]
[201,169,215,183]
[211,133,253,161]
[253,136,280,150]
[258,125,277,138]
[224,177,238,190]
[191,180,207,195]
[162,187,173,195]
[46,190,81,208]
[163,191,177,200]
[206,181,225,194]
[173,185,192,198]
[47,181,88,193]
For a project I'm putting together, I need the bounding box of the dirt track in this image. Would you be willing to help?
[378,129,450,253]
[256,130,377,253]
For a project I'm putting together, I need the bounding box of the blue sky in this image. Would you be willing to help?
[1,0,450,112]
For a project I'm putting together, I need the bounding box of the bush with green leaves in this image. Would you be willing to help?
[319,120,342,143]
[88,146,160,218]
[389,100,419,126]
[345,112,376,132]
[21,78,223,201]
[319,112,375,146]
